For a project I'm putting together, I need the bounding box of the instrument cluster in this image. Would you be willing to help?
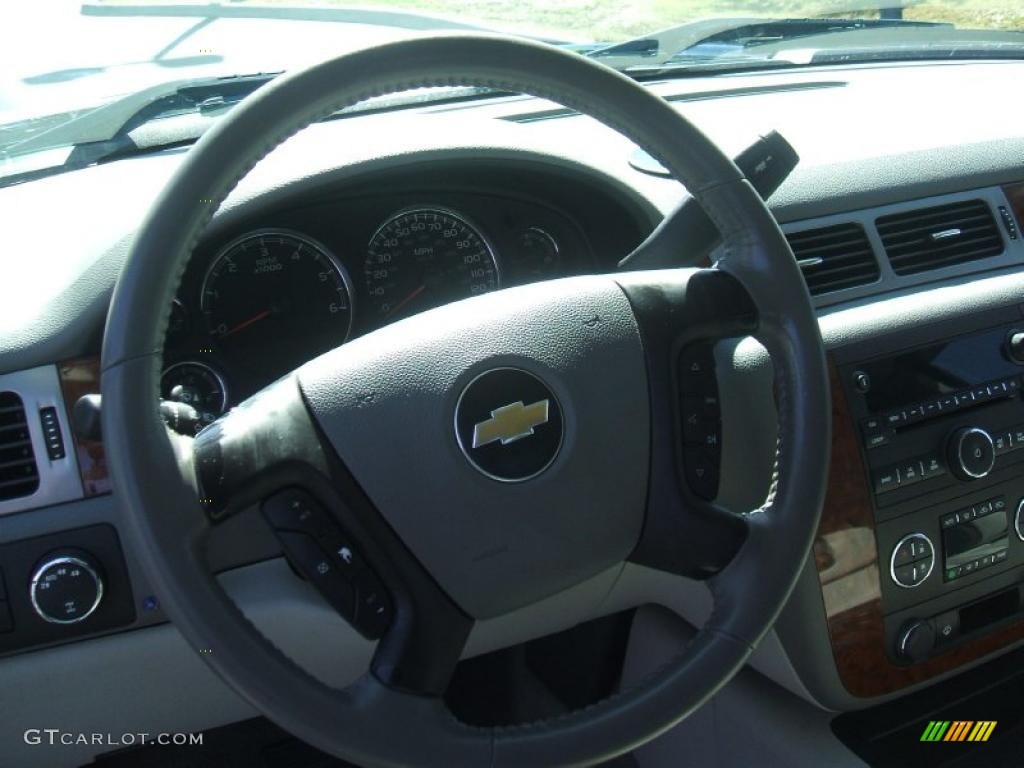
[161,189,612,428]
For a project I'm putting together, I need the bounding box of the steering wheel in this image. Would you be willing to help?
[101,34,829,767]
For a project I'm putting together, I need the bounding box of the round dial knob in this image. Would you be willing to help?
[947,427,996,480]
[29,554,104,625]
[897,619,935,663]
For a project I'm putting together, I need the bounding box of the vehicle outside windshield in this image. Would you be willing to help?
[3,0,1023,183]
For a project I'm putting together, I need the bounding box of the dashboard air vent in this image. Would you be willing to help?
[0,392,39,501]
[785,223,879,296]
[877,199,1004,275]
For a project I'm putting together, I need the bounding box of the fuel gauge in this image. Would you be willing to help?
[517,226,561,280]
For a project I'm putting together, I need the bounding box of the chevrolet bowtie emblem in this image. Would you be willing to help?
[472,399,550,449]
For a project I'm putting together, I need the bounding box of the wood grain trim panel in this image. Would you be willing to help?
[57,358,111,497]
[818,358,1024,698]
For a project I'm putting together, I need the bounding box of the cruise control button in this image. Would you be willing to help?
[276,531,357,619]
[353,570,393,638]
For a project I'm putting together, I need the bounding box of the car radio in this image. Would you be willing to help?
[839,316,1024,664]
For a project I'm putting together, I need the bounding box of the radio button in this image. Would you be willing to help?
[993,496,1008,513]
[874,468,901,494]
[941,513,957,529]
[900,461,923,486]
[884,411,907,428]
[939,395,957,411]
[907,404,926,421]
[1012,427,1024,446]
[974,499,994,517]
[993,431,1014,455]
[923,401,940,417]
[921,456,944,479]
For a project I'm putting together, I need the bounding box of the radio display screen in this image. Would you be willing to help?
[943,510,1009,571]
[859,327,1018,413]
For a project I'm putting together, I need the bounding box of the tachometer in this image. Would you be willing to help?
[200,229,354,384]
[364,208,499,320]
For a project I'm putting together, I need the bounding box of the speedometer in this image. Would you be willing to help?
[364,208,499,320]
[200,229,353,387]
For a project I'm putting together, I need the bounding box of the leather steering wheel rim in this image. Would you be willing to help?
[101,33,830,767]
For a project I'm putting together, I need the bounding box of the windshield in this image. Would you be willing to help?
[3,1,1023,178]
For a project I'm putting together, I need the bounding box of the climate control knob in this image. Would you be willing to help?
[897,619,936,663]
[29,553,104,625]
[947,427,996,480]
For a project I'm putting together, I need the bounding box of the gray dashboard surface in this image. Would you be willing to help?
[2,59,1024,374]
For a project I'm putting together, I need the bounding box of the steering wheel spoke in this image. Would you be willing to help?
[189,374,473,693]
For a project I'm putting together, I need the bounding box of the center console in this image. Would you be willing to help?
[819,304,1024,697]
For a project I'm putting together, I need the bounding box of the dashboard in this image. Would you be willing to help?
[161,164,645,420]
[1,56,1024,767]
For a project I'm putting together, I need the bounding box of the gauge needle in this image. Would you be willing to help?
[222,308,272,338]
[386,284,426,317]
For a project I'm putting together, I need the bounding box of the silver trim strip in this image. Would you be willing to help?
[0,365,84,516]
